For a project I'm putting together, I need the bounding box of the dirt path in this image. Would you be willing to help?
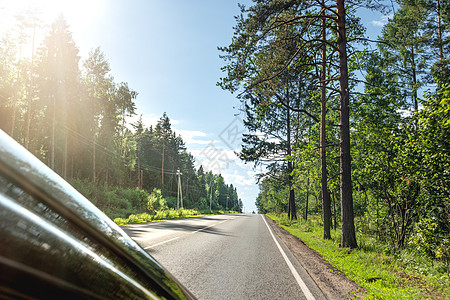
[265,216,366,299]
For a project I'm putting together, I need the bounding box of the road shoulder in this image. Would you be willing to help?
[264,215,366,300]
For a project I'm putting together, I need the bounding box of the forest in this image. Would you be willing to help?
[219,0,449,269]
[0,15,243,219]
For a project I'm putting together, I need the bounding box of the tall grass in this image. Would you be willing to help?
[267,213,450,300]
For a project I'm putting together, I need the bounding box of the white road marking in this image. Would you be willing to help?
[261,215,316,300]
[191,219,228,234]
[144,237,179,249]
[144,218,231,249]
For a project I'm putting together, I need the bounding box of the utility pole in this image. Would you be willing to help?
[209,178,214,211]
[177,169,183,209]
[161,138,165,188]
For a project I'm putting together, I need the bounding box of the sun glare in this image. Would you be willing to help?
[0,0,105,58]
[0,0,104,36]
[1,0,101,19]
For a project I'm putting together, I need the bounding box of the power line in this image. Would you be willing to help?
[57,123,184,177]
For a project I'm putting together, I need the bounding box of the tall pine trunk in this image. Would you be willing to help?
[51,95,56,170]
[321,11,331,239]
[286,96,297,220]
[90,93,96,184]
[92,134,96,184]
[25,25,36,150]
[411,46,418,110]
[337,0,357,248]
[161,138,165,188]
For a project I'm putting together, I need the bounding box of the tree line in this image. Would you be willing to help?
[219,0,449,264]
[0,14,243,216]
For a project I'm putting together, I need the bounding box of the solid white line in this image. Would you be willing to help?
[261,215,316,300]
[144,237,179,249]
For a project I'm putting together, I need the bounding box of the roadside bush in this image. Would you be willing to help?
[114,208,204,225]
[147,188,168,213]
[197,197,209,211]
[69,179,145,219]
[70,178,96,203]
[117,188,149,211]
[409,218,450,273]
[165,196,177,209]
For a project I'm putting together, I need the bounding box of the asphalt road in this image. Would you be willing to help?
[122,214,326,300]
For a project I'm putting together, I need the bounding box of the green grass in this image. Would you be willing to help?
[267,213,449,300]
[114,209,236,225]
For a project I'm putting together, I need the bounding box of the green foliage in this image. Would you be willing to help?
[409,218,440,259]
[113,209,237,226]
[164,196,177,209]
[244,0,449,255]
[0,15,241,219]
[409,218,450,274]
[147,188,167,213]
[70,179,145,219]
[268,214,450,299]
[117,188,149,211]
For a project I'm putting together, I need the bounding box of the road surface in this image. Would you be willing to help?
[122,214,326,300]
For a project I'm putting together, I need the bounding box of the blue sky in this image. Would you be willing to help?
[2,0,389,213]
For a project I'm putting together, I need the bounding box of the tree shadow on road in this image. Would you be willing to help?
[123,222,233,238]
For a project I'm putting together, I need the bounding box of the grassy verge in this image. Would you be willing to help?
[114,209,236,225]
[267,213,449,300]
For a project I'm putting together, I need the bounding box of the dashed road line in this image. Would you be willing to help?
[145,218,231,249]
[144,237,180,249]
[191,219,229,234]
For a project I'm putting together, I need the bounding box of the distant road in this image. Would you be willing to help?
[122,214,326,300]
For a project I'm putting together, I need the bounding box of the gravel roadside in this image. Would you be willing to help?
[265,215,366,299]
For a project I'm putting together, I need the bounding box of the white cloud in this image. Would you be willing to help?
[126,113,159,129]
[371,15,393,27]
[192,146,237,174]
[222,170,255,187]
[173,128,210,145]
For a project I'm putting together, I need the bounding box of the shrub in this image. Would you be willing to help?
[118,188,149,211]
[147,188,168,213]
[165,196,177,209]
[197,197,209,211]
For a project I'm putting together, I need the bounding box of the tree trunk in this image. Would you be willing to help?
[305,174,309,221]
[105,164,109,186]
[25,25,36,150]
[321,10,332,239]
[10,45,22,139]
[120,107,126,155]
[10,98,17,138]
[63,132,68,179]
[337,0,357,248]
[92,133,96,184]
[162,138,165,188]
[51,95,56,170]
[411,46,418,110]
[332,191,337,230]
[286,97,297,220]
[24,94,32,149]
